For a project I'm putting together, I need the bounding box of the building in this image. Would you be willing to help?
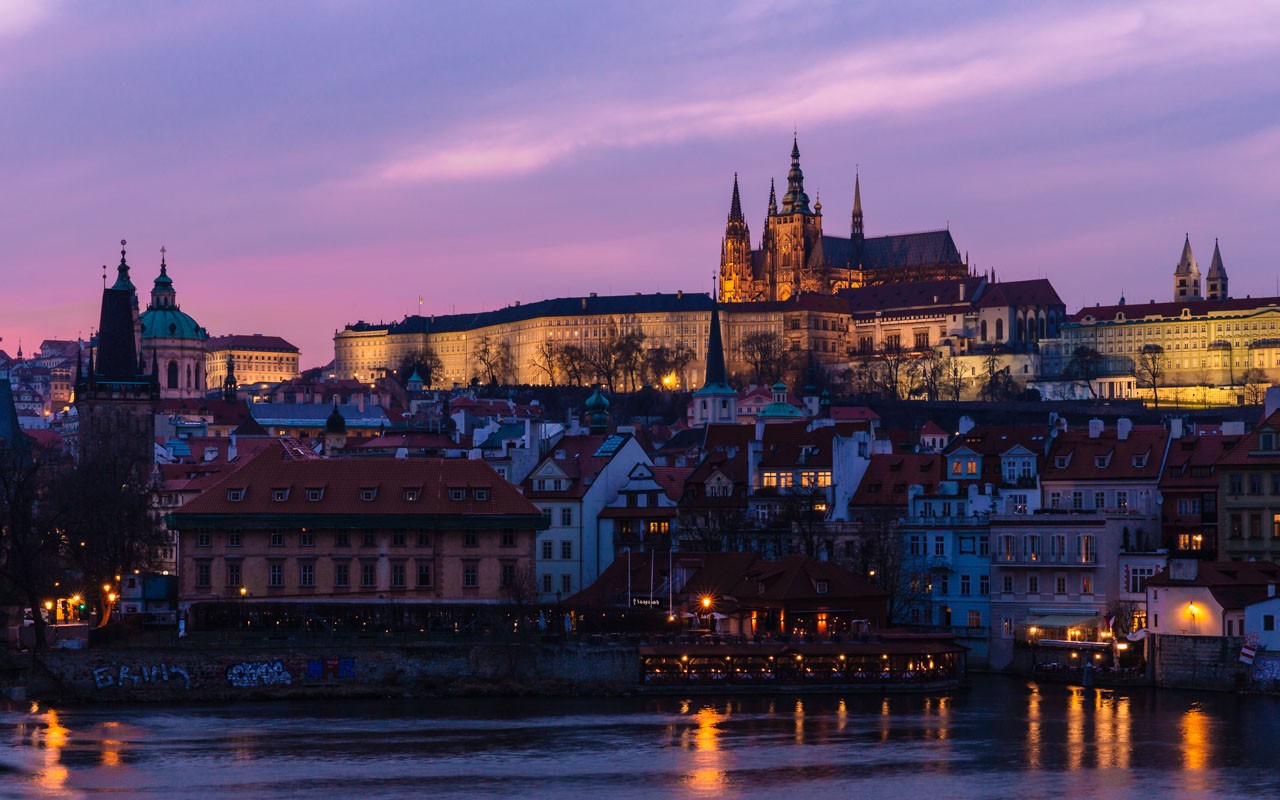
[206,334,301,389]
[1042,236,1280,399]
[599,462,689,555]
[1215,410,1280,563]
[718,139,968,303]
[170,443,546,603]
[1146,559,1280,638]
[138,250,209,400]
[1159,422,1238,559]
[73,243,159,466]
[521,433,651,601]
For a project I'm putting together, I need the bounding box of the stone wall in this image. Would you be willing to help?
[1150,634,1248,692]
[28,641,639,703]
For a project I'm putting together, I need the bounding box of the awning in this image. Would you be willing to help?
[1023,614,1104,629]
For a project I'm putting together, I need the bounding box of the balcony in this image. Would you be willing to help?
[901,514,991,527]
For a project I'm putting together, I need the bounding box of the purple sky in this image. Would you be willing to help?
[4,1,1280,368]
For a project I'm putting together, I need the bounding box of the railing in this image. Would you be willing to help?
[901,515,991,527]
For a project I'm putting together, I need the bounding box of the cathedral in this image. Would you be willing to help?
[719,138,969,303]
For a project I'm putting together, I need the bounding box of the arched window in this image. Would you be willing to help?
[167,360,179,389]
[980,321,988,341]
[1038,314,1046,340]
[186,364,193,388]
[995,319,1004,341]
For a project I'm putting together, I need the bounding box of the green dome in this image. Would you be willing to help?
[140,307,207,341]
[585,387,610,411]
[757,401,804,419]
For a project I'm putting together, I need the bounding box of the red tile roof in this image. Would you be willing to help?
[174,443,541,521]
[1042,425,1168,482]
[521,434,635,499]
[852,454,942,507]
[1216,410,1280,466]
[206,334,299,353]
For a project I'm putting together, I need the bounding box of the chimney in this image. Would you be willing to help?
[1088,419,1103,439]
[1117,418,1132,441]
[1270,583,1276,598]
[677,290,684,300]
[1168,418,1183,439]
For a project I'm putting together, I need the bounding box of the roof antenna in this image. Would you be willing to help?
[102,264,107,288]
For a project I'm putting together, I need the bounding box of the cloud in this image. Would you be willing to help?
[0,0,51,39]
[365,2,1280,185]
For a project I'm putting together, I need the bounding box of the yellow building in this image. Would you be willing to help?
[206,334,301,389]
[1042,238,1280,400]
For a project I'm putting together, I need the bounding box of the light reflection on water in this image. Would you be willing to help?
[2,677,1280,799]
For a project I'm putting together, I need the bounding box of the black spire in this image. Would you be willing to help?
[222,355,238,402]
[95,240,143,382]
[767,178,777,216]
[851,169,863,241]
[704,300,728,388]
[728,173,744,223]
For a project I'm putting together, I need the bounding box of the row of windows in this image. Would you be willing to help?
[1227,473,1280,495]
[998,573,1096,595]
[193,559,517,591]
[1227,513,1280,540]
[540,540,574,560]
[229,487,490,503]
[541,574,574,595]
[194,530,519,549]
[931,574,991,596]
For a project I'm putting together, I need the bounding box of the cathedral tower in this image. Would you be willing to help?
[765,136,825,301]
[719,174,753,303]
[1206,239,1228,300]
[1173,234,1202,301]
[139,248,209,400]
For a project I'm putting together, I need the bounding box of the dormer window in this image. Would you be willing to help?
[403,488,420,502]
[360,487,377,502]
[1262,432,1276,451]
[306,488,324,502]
[1132,455,1147,469]
[815,580,830,595]
[1055,456,1068,469]
[271,488,290,502]
[473,488,490,501]
[449,488,466,501]
[227,488,245,502]
[1094,455,1108,469]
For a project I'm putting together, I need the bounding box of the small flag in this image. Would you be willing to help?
[1241,644,1257,665]
[1105,614,1116,630]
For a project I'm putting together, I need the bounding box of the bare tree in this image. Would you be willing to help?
[396,346,443,389]
[1241,366,1268,405]
[0,435,62,649]
[1133,344,1166,410]
[1065,346,1104,398]
[473,335,513,386]
[740,331,790,386]
[979,351,1019,402]
[530,340,561,386]
[556,344,588,387]
[871,342,916,401]
[501,565,541,607]
[616,329,647,392]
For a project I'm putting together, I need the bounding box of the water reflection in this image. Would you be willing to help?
[4,678,1280,800]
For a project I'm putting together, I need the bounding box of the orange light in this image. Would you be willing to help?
[701,596,712,609]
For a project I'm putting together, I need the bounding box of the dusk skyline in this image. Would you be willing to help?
[4,1,1280,367]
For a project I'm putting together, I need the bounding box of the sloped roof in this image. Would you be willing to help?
[522,434,637,499]
[1042,425,1168,482]
[974,278,1063,308]
[206,334,299,353]
[852,454,942,507]
[1216,410,1280,466]
[174,443,541,522]
[1070,295,1280,324]
[1161,431,1240,489]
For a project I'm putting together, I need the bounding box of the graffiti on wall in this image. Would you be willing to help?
[305,657,355,681]
[93,663,191,690]
[1251,653,1280,684]
[226,660,293,688]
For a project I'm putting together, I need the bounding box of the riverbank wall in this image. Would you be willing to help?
[24,640,640,703]
[1150,634,1248,691]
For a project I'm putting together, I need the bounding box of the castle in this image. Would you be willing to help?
[718,138,969,303]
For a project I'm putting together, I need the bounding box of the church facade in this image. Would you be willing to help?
[719,138,969,303]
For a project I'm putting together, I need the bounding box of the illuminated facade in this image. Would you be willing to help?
[205,334,301,388]
[718,138,969,303]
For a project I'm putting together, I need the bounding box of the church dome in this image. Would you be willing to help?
[140,307,207,341]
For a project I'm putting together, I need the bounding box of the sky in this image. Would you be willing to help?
[3,0,1280,368]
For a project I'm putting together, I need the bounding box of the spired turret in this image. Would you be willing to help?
[1173,234,1202,301]
[1206,238,1228,300]
[719,173,753,302]
[692,301,736,428]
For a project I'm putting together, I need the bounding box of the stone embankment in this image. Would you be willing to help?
[24,641,640,703]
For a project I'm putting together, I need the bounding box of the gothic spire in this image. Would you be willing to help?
[767,178,777,216]
[851,169,864,242]
[1175,233,1199,276]
[780,135,812,214]
[728,173,744,223]
[1208,238,1226,278]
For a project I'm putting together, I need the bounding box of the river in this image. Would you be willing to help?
[3,676,1279,799]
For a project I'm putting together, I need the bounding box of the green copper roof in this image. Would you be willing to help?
[139,307,207,341]
[757,401,804,419]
